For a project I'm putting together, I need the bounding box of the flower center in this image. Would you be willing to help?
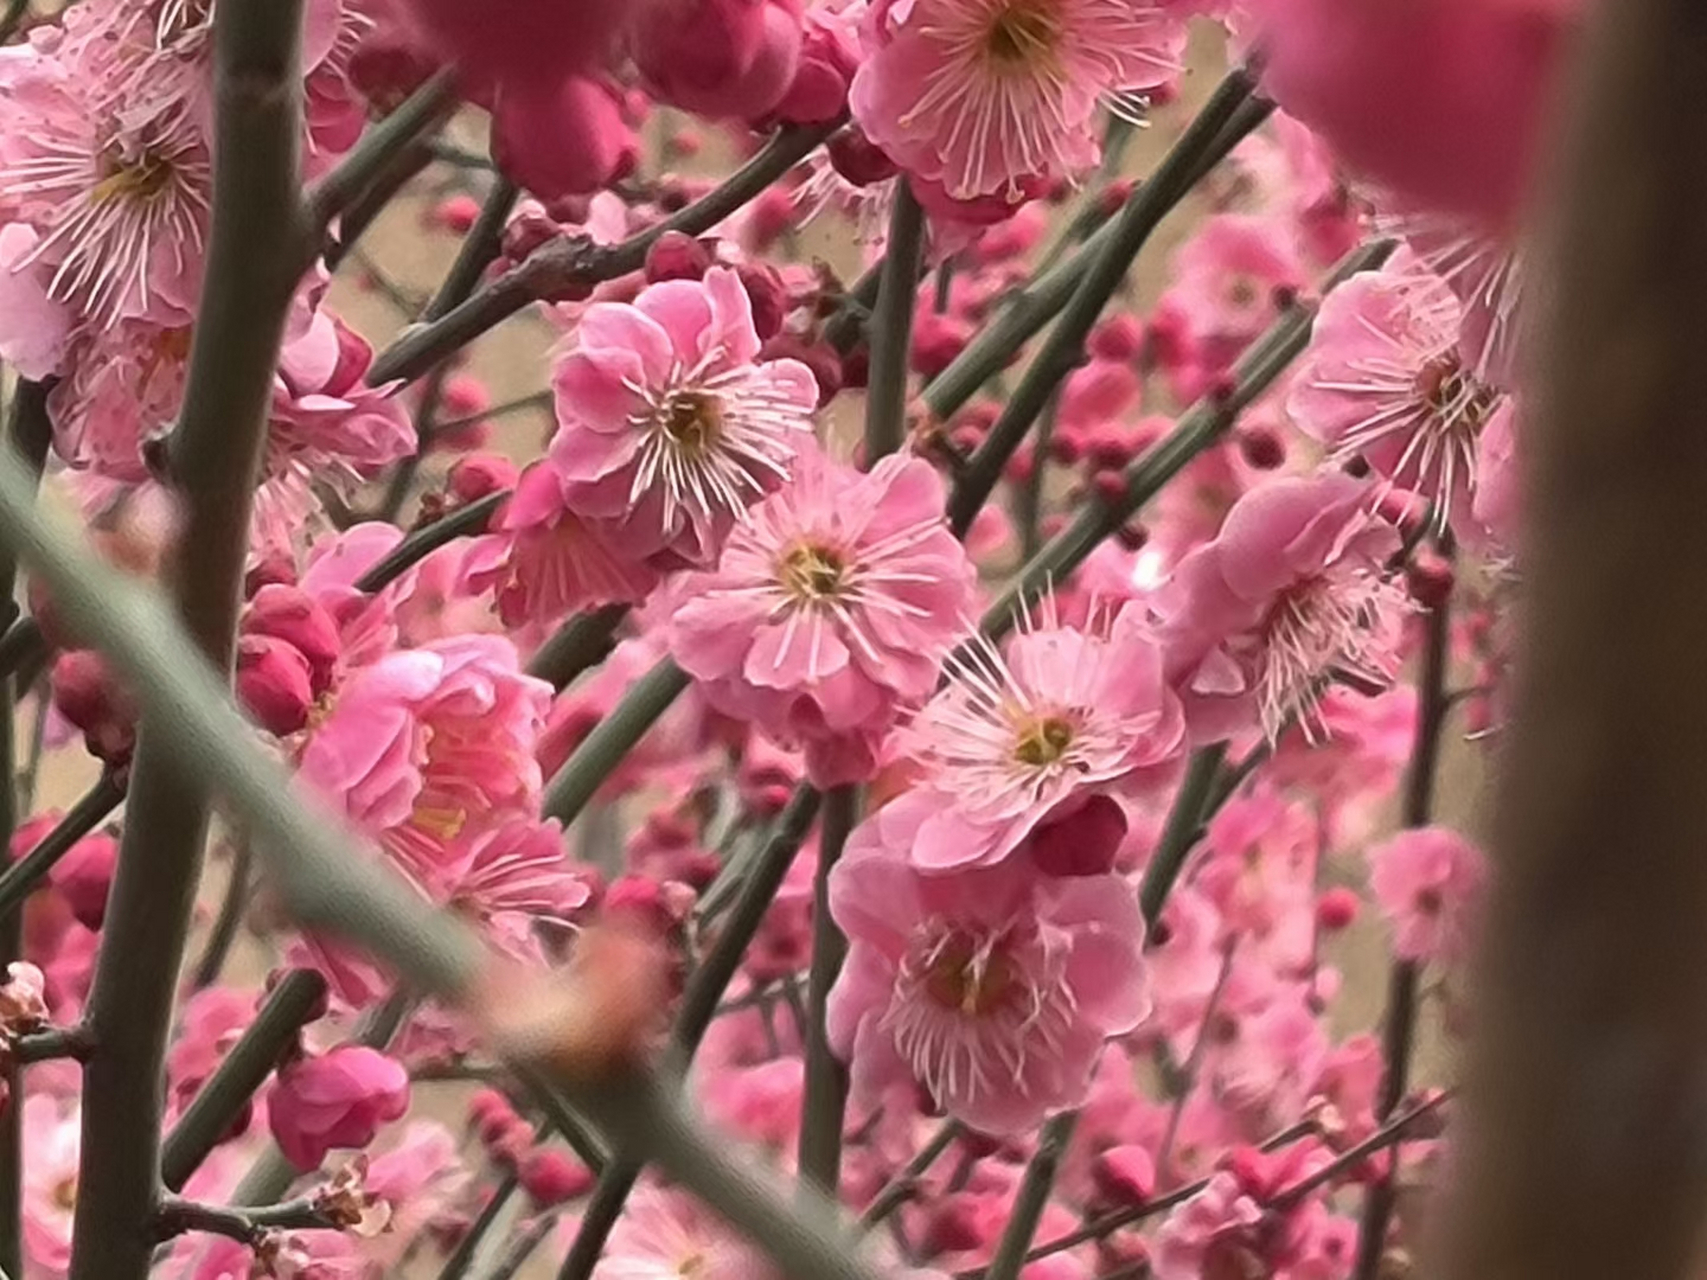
[922,932,1019,1017]
[658,390,723,456]
[52,1176,77,1212]
[777,542,847,603]
[1415,355,1497,434]
[1012,714,1075,767]
[92,146,177,206]
[985,0,1060,66]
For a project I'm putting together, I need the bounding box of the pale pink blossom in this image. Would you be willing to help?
[22,1095,80,1275]
[1369,825,1487,965]
[850,0,1185,200]
[268,1045,410,1171]
[1151,1171,1266,1280]
[46,319,193,478]
[268,306,414,499]
[549,266,818,573]
[1471,398,1522,553]
[591,1184,772,1280]
[1290,265,1506,527]
[897,602,1187,871]
[669,446,977,787]
[828,850,1151,1133]
[1154,473,1407,742]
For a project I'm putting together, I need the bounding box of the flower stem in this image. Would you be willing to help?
[436,1173,520,1280]
[525,604,629,689]
[161,969,329,1192]
[978,237,1397,642]
[0,374,53,1280]
[863,184,927,463]
[982,1113,1079,1280]
[856,1120,962,1230]
[1139,744,1228,930]
[943,71,1269,531]
[541,658,693,827]
[798,784,858,1195]
[306,70,457,233]
[1351,551,1454,1280]
[556,787,823,1280]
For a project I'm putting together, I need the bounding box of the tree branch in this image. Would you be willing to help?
[68,4,312,1275]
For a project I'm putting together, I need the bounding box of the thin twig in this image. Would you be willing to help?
[1351,549,1454,1280]
[352,492,505,593]
[977,238,1396,642]
[369,121,840,386]
[162,970,330,1192]
[982,1114,1079,1280]
[862,185,926,462]
[797,785,858,1194]
[0,769,122,929]
[857,1121,963,1231]
[307,70,457,233]
[153,1195,333,1244]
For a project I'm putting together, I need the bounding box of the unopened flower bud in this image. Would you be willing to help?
[236,635,316,737]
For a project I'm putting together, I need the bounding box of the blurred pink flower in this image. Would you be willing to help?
[22,1095,80,1275]
[828,850,1151,1133]
[1161,214,1305,373]
[594,1184,772,1280]
[850,0,1185,199]
[669,446,977,787]
[1253,0,1582,228]
[268,1045,410,1171]
[549,266,818,573]
[1369,825,1487,964]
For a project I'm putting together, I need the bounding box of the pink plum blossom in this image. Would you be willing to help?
[1369,825,1487,965]
[0,222,72,379]
[297,635,552,893]
[668,445,977,787]
[549,265,819,574]
[850,0,1186,200]
[828,849,1152,1133]
[268,1045,411,1172]
[1289,264,1506,527]
[1153,473,1407,742]
[895,601,1187,871]
[594,1184,772,1280]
